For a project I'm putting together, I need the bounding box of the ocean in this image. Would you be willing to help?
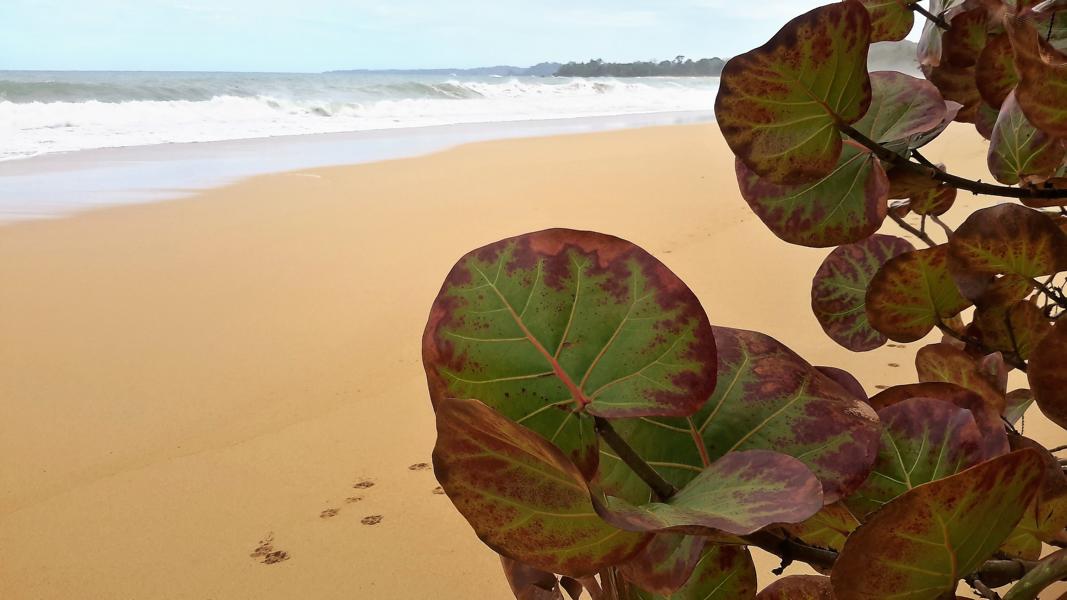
[0,71,719,161]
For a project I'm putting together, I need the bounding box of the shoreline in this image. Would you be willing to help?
[0,110,712,223]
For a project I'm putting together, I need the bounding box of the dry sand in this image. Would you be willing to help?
[0,123,1064,598]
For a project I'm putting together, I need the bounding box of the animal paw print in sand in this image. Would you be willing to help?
[250,533,290,565]
[431,486,445,495]
[353,478,375,489]
[362,515,383,526]
[408,463,431,471]
[319,508,340,519]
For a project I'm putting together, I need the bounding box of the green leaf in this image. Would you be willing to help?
[1009,19,1067,137]
[1004,389,1035,425]
[831,450,1046,600]
[423,229,718,475]
[1028,320,1067,429]
[715,1,872,184]
[852,71,948,147]
[843,397,990,520]
[858,0,916,42]
[915,343,1008,413]
[618,534,706,596]
[598,328,881,505]
[866,245,972,342]
[868,382,1010,459]
[940,7,988,68]
[780,503,860,553]
[948,204,1067,301]
[999,436,1067,560]
[620,544,757,600]
[907,183,956,216]
[735,142,890,248]
[988,91,1067,185]
[756,575,834,600]
[599,450,823,535]
[432,398,648,577]
[811,234,915,351]
[976,33,1019,109]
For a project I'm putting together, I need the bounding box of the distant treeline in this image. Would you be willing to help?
[556,56,725,77]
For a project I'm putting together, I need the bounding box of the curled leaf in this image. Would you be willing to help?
[811,234,915,351]
[852,71,948,146]
[501,556,566,600]
[866,245,972,342]
[715,1,872,184]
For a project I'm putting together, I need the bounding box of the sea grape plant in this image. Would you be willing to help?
[422,0,1067,597]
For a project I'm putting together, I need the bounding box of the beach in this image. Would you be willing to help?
[1,123,1063,598]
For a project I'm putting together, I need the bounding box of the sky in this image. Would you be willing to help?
[1,0,912,72]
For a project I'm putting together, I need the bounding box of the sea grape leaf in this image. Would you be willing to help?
[1009,18,1067,137]
[715,1,872,185]
[618,534,706,596]
[915,343,1008,413]
[866,245,972,342]
[974,99,999,139]
[734,142,890,248]
[620,544,757,600]
[948,204,1067,301]
[918,0,967,66]
[598,450,823,536]
[972,298,1052,360]
[781,503,860,553]
[423,229,718,475]
[501,556,567,600]
[1004,389,1035,424]
[1028,320,1067,429]
[867,382,1009,458]
[843,397,989,520]
[858,0,916,42]
[941,7,988,68]
[597,328,881,505]
[756,575,834,600]
[852,71,948,146]
[988,91,1067,185]
[908,101,965,148]
[432,398,648,577]
[816,366,868,401]
[831,450,1045,600]
[922,63,981,122]
[811,234,915,351]
[977,33,1019,108]
[1000,435,1067,560]
[908,183,956,216]
[889,166,942,199]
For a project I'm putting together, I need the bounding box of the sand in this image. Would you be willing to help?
[0,123,1064,599]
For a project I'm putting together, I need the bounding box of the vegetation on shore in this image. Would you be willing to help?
[556,56,725,77]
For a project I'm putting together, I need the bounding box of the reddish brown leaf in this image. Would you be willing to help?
[780,504,860,554]
[866,245,972,342]
[941,7,989,68]
[972,298,1053,360]
[756,575,834,600]
[1009,17,1067,136]
[915,342,1008,413]
[816,366,868,401]
[1028,320,1067,429]
[977,33,1020,108]
[909,183,957,216]
[619,544,757,600]
[889,166,942,199]
[501,556,566,600]
[923,62,981,122]
[618,534,706,596]
[858,0,917,42]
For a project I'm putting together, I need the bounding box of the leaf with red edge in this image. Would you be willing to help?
[975,100,999,139]
[423,229,719,475]
[812,234,915,351]
[977,33,1019,108]
[918,0,967,66]
[756,575,834,600]
[948,204,1067,301]
[831,450,1046,600]
[999,436,1067,560]
[867,382,1009,459]
[988,91,1067,185]
[735,142,890,248]
[597,450,823,536]
[1009,18,1067,136]
[853,71,948,147]
[715,1,872,184]
[911,101,965,147]
[618,534,706,596]
[781,503,860,553]
[923,62,981,122]
[844,397,990,520]
[620,544,757,600]
[597,328,881,506]
[432,398,648,577]
[866,245,972,342]
[889,166,942,199]
[858,0,917,42]
[501,556,567,600]
[915,342,1008,413]
[1028,320,1067,429]
[941,7,988,68]
[972,298,1053,360]
[816,366,868,401]
[908,183,957,216]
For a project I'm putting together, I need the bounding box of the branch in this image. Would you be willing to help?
[966,576,1003,600]
[593,417,677,501]
[937,322,1028,371]
[839,123,1067,201]
[930,214,955,238]
[1002,548,1067,600]
[909,2,951,29]
[890,211,938,247]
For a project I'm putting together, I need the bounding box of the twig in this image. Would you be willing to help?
[937,322,1028,371]
[966,576,1003,600]
[593,417,677,501]
[889,212,938,247]
[839,123,1067,200]
[930,214,954,237]
[910,2,951,29]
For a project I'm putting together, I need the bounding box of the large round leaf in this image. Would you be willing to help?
[811,234,915,351]
[940,7,988,68]
[915,343,1008,413]
[715,1,872,184]
[908,183,956,216]
[988,91,1067,185]
[598,328,880,505]
[1009,18,1067,137]
[432,398,648,577]
[621,544,757,600]
[780,503,860,553]
[735,142,889,248]
[922,62,981,122]
[423,229,718,475]
[852,71,948,147]
[976,33,1019,109]
[844,397,988,519]
[948,204,1067,301]
[619,534,706,596]
[831,450,1045,600]
[756,575,834,600]
[598,450,823,536]
[1029,320,1067,429]
[866,245,972,342]
[1000,436,1067,560]
[972,298,1052,361]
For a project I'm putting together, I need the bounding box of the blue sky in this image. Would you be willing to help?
[2,0,894,72]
